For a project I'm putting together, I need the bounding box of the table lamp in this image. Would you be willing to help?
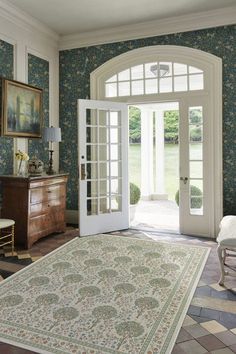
[43,126,61,175]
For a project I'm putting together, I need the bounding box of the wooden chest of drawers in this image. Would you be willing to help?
[0,174,68,249]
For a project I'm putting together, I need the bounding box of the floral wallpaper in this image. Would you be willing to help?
[60,25,236,215]
[0,40,14,175]
[28,54,49,164]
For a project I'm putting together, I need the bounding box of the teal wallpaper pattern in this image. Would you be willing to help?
[60,25,236,214]
[28,53,49,164]
[0,40,14,175]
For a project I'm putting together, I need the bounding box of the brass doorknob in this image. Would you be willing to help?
[180,177,188,184]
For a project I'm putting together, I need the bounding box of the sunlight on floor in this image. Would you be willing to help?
[130,199,179,232]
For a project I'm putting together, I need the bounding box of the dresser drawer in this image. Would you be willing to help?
[30,198,66,217]
[30,184,66,204]
[29,209,65,235]
[0,174,68,249]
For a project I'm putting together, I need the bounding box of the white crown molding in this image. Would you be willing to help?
[0,0,59,44]
[59,5,236,50]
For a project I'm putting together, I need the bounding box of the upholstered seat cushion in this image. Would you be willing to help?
[217,216,236,285]
[217,215,236,247]
[0,219,15,229]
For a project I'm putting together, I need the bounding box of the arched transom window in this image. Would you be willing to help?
[105,62,204,98]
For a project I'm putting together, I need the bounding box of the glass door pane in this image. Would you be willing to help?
[188,106,203,216]
[84,109,123,216]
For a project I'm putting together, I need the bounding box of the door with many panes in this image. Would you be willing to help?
[78,99,129,236]
[179,96,213,237]
[78,96,212,237]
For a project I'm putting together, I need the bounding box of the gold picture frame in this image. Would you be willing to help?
[0,78,43,138]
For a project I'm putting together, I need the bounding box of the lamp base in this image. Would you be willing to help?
[46,169,55,175]
[46,150,55,175]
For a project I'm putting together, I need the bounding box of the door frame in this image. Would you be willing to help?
[90,45,222,238]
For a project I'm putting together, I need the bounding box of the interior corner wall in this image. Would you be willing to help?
[59,25,236,216]
[0,12,59,183]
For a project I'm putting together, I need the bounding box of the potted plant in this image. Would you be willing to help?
[175,185,203,208]
[130,182,141,222]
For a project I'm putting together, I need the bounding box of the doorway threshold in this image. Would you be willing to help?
[129,226,180,236]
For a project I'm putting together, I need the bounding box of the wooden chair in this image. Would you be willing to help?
[217,215,236,285]
[0,219,15,256]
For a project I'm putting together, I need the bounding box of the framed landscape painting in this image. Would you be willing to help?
[1,78,43,138]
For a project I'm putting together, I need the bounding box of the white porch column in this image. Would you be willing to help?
[153,109,168,200]
[141,107,153,199]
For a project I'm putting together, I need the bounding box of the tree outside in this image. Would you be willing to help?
[129,106,202,144]
[129,106,141,144]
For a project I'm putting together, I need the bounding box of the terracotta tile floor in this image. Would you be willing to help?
[0,227,235,354]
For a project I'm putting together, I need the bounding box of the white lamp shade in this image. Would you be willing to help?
[43,127,61,142]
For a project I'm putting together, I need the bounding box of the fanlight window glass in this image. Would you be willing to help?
[105,62,204,97]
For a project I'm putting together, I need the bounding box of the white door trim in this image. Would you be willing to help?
[90,45,222,238]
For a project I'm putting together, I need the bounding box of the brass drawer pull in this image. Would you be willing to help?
[80,164,87,180]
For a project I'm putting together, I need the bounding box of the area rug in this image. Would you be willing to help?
[0,234,210,354]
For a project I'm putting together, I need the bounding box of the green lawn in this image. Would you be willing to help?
[129,143,201,201]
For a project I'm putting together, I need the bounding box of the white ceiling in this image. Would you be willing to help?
[7,0,236,36]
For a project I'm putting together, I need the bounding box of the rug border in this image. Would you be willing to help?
[0,236,79,288]
[0,233,211,354]
[164,246,211,354]
[103,233,211,251]
[0,236,80,354]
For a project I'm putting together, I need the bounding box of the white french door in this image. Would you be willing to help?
[78,99,129,236]
[179,96,213,237]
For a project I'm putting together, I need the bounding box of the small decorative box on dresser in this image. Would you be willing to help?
[0,174,68,249]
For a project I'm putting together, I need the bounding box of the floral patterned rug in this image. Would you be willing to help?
[0,235,209,354]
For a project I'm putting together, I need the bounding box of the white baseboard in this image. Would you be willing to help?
[65,210,78,224]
